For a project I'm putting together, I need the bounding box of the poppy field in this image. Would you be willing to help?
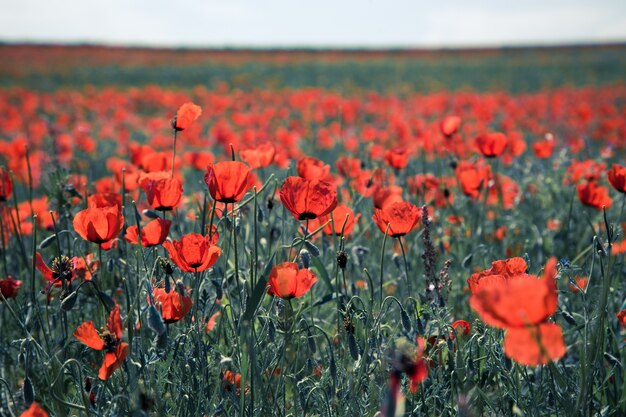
[1,45,626,417]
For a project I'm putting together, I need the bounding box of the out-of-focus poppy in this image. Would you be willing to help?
[317,204,360,236]
[206,311,221,332]
[297,156,330,180]
[19,402,48,417]
[267,262,317,299]
[577,181,612,210]
[617,310,626,329]
[467,257,528,294]
[0,275,21,299]
[88,192,122,209]
[0,167,12,202]
[151,285,192,323]
[73,305,129,380]
[139,171,183,211]
[469,258,566,365]
[372,201,421,237]
[532,134,555,159]
[440,116,461,138]
[450,320,471,340]
[568,276,589,293]
[456,160,492,199]
[173,102,202,131]
[475,133,507,158]
[372,186,404,210]
[125,218,171,247]
[204,161,252,204]
[384,147,410,170]
[73,205,124,244]
[163,233,221,272]
[608,164,626,194]
[240,143,275,168]
[280,176,337,221]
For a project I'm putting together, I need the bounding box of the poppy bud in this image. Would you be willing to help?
[61,290,78,311]
[147,305,167,336]
[348,333,359,360]
[400,309,412,332]
[299,250,311,269]
[304,241,320,257]
[23,376,34,406]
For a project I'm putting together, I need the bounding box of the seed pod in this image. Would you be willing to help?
[147,305,167,336]
[257,206,265,223]
[336,251,348,270]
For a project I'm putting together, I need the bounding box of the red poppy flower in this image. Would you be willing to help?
[297,156,331,180]
[73,305,129,380]
[336,156,363,179]
[469,258,566,365]
[372,186,404,210]
[384,147,410,170]
[475,133,507,158]
[139,171,183,211]
[608,164,626,194]
[456,160,492,198]
[88,192,122,209]
[73,205,124,244]
[204,161,252,203]
[450,320,472,339]
[36,253,98,287]
[151,286,192,323]
[577,181,612,210]
[125,218,171,247]
[20,402,48,417]
[503,323,566,366]
[0,167,12,202]
[0,275,21,299]
[372,201,421,237]
[532,134,555,159]
[617,310,626,328]
[267,262,317,299]
[206,311,221,332]
[317,204,360,236]
[440,116,461,138]
[163,233,221,272]
[173,102,202,131]
[280,176,338,221]
[240,143,276,168]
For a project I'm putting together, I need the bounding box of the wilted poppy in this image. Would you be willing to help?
[139,171,183,211]
[73,305,129,380]
[608,164,626,194]
[0,167,12,202]
[151,285,192,323]
[0,275,21,299]
[163,233,221,272]
[577,181,612,210]
[280,176,338,221]
[125,218,171,247]
[267,262,317,299]
[19,402,48,417]
[73,205,124,244]
[173,102,202,131]
[204,161,252,203]
[372,201,421,237]
[475,133,507,158]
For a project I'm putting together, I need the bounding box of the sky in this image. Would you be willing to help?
[1,0,625,48]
